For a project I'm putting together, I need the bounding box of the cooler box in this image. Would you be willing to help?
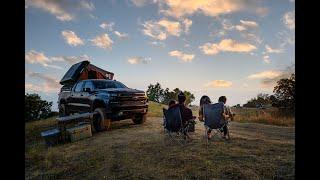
[66,124,92,142]
[41,128,61,146]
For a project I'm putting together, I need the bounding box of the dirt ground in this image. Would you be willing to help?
[25,117,295,179]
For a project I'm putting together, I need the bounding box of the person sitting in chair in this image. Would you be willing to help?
[198,95,212,122]
[163,100,177,128]
[170,92,195,130]
[217,96,235,139]
[168,99,176,109]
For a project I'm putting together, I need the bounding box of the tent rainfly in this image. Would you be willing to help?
[59,60,114,85]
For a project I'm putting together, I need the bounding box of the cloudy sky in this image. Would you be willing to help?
[25,0,295,110]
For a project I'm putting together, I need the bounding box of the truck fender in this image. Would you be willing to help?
[91,99,107,112]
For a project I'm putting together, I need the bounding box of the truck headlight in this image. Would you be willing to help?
[110,93,118,97]
[107,93,118,100]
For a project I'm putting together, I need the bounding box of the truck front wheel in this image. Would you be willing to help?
[132,113,147,124]
[93,108,111,132]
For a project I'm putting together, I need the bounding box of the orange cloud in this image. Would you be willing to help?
[160,0,244,18]
[169,50,195,62]
[204,80,233,88]
[199,39,256,55]
[142,19,182,40]
[248,71,283,79]
[61,30,84,46]
[90,34,113,50]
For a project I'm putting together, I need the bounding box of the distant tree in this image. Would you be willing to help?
[146,83,164,103]
[256,93,272,106]
[273,73,295,110]
[183,90,195,105]
[164,88,195,105]
[268,95,279,107]
[243,93,271,108]
[25,93,53,122]
[162,88,175,105]
[146,83,195,105]
[243,73,295,112]
[235,104,241,108]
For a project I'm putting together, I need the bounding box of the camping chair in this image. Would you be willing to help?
[203,103,231,143]
[162,106,194,144]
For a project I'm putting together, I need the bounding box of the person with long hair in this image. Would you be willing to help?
[198,95,212,122]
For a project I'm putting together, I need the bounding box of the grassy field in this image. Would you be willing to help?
[147,101,295,127]
[25,102,295,179]
[231,107,294,127]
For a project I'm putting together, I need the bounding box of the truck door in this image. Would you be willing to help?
[67,81,85,113]
[81,81,94,112]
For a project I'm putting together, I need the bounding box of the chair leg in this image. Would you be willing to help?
[203,126,210,140]
[204,127,207,139]
[226,126,231,141]
[184,125,192,141]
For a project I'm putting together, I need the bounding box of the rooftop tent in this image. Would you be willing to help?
[59,60,114,85]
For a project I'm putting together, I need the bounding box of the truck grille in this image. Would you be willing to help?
[110,93,148,109]
[116,93,146,101]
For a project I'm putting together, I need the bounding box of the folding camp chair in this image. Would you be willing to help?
[163,106,194,144]
[203,103,231,143]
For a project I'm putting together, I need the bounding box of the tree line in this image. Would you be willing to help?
[146,82,195,105]
[243,73,295,111]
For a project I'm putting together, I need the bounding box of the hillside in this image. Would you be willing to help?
[25,101,295,179]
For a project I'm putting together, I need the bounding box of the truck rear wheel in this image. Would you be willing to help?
[59,104,69,117]
[93,108,111,132]
[132,114,147,124]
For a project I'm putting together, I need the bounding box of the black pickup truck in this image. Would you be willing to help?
[58,79,148,131]
[57,61,148,131]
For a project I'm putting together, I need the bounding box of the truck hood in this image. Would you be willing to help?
[97,88,144,94]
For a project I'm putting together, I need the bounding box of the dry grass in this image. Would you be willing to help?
[25,102,295,179]
[147,101,168,117]
[231,107,295,127]
[147,101,295,127]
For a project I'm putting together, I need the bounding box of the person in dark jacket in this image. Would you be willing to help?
[168,99,176,109]
[170,92,194,127]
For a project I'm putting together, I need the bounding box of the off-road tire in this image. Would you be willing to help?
[132,113,147,124]
[59,104,69,117]
[93,108,111,132]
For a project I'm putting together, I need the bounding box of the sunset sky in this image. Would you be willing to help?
[25,0,295,110]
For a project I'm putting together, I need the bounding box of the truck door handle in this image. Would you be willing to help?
[81,94,83,96]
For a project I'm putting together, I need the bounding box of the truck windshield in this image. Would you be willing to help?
[93,81,127,89]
